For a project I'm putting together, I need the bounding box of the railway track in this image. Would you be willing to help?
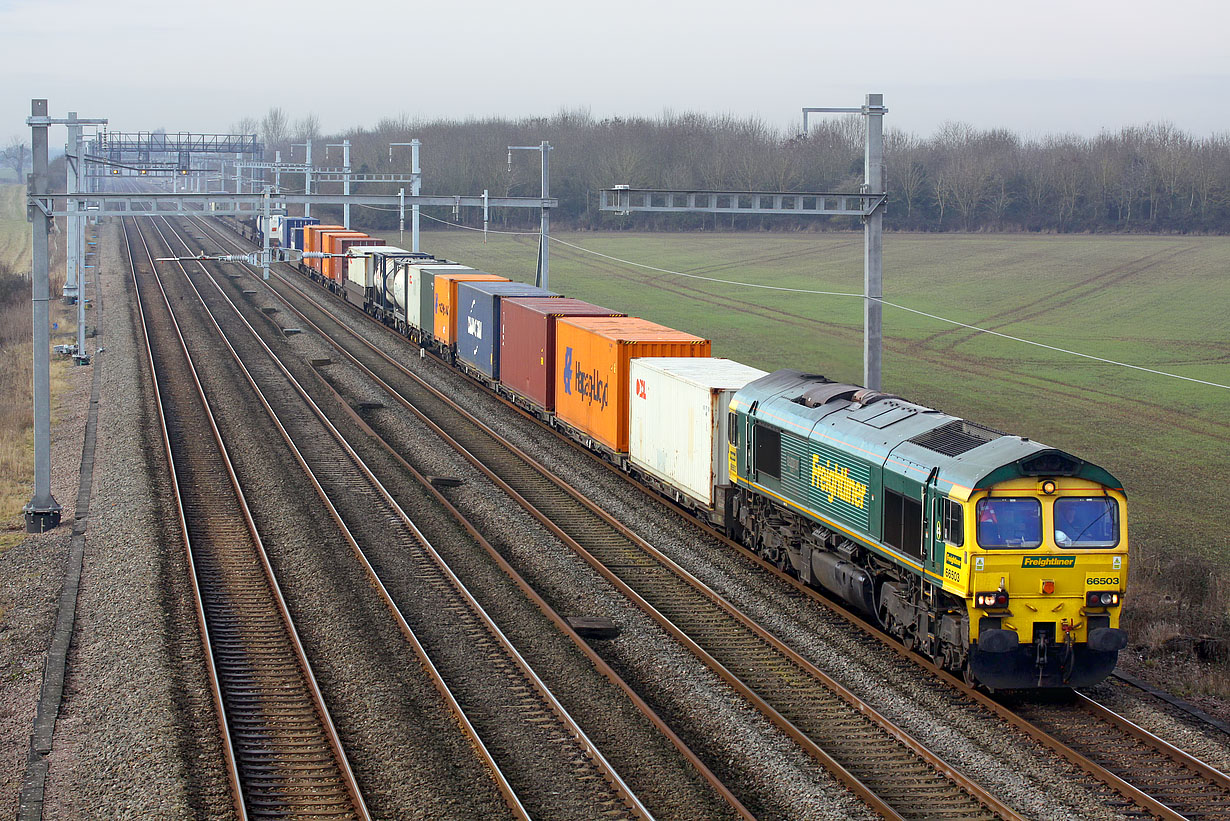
[195,217,1023,821]
[143,215,662,820]
[1003,692,1230,820]
[201,215,1230,820]
[124,216,369,820]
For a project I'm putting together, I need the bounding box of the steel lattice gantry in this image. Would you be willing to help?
[598,188,884,217]
[97,131,263,157]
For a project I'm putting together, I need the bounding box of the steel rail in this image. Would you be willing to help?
[208,212,1230,821]
[197,217,1023,821]
[154,215,654,821]
[172,223,755,820]
[169,215,753,820]
[124,216,369,820]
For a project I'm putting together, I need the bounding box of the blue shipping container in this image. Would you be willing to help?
[456,281,559,378]
[285,217,320,251]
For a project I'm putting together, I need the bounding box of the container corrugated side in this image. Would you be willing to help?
[317,231,364,278]
[554,317,711,452]
[455,282,558,379]
[628,358,768,506]
[303,224,344,270]
[285,217,319,251]
[499,298,624,411]
[331,237,383,282]
[322,233,371,281]
[432,272,508,345]
[403,264,473,334]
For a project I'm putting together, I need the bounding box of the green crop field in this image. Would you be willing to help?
[0,185,31,272]
[383,226,1230,627]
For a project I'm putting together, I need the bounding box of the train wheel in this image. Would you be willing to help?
[962,660,977,688]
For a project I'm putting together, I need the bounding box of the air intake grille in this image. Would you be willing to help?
[909,420,1002,457]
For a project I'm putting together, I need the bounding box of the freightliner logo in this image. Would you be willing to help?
[1022,556,1077,568]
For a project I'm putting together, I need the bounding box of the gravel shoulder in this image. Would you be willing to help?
[33,220,232,819]
[0,318,90,820]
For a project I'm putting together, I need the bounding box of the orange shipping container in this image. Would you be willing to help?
[322,232,372,281]
[554,317,710,453]
[431,272,508,345]
[318,231,367,280]
[303,224,344,272]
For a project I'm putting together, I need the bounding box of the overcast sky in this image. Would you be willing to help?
[3,0,1228,146]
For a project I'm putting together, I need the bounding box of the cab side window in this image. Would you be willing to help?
[728,412,739,445]
[942,499,964,546]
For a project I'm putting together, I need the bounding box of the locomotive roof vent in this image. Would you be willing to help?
[909,419,1003,457]
[1019,450,1083,476]
[793,382,861,408]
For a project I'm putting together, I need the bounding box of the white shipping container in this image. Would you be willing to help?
[384,262,471,329]
[629,357,767,507]
[348,246,409,288]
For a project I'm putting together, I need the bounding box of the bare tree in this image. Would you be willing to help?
[4,136,30,181]
[293,114,322,145]
[260,107,290,157]
[230,116,259,136]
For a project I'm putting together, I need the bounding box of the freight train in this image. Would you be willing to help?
[245,218,1130,690]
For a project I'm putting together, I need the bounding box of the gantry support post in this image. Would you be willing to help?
[411,139,421,253]
[24,99,61,532]
[508,141,552,289]
[863,93,885,391]
[64,113,80,304]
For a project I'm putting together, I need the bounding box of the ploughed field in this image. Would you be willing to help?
[396,228,1230,646]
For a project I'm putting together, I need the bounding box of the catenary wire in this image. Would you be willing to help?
[364,211,1230,392]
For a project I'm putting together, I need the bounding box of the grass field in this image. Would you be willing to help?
[0,184,31,272]
[384,226,1230,647]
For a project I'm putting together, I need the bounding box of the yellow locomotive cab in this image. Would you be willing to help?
[957,478,1128,687]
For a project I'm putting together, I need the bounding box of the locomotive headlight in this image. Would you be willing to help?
[1041,480,1057,495]
[976,591,1009,608]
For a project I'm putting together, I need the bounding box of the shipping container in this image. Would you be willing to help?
[347,246,409,289]
[285,217,320,251]
[302,224,344,272]
[628,358,768,507]
[499,298,624,411]
[402,263,472,333]
[328,235,383,281]
[257,214,284,246]
[431,272,508,346]
[320,232,371,281]
[554,317,710,453]
[454,281,559,379]
[345,246,410,307]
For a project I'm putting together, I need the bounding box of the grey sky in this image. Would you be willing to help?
[3,0,1228,143]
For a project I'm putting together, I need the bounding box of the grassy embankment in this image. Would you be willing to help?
[0,184,75,547]
[394,226,1230,696]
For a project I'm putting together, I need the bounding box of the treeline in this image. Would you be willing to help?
[244,109,1230,233]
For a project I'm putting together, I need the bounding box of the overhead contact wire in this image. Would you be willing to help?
[409,214,1229,391]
